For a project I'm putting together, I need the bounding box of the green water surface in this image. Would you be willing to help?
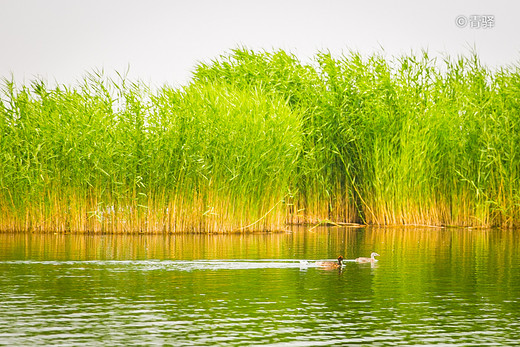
[0,227,519,346]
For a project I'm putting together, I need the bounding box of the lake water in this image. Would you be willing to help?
[0,227,519,346]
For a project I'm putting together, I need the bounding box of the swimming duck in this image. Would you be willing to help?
[317,255,344,269]
[355,252,380,263]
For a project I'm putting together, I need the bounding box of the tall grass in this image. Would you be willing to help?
[1,48,519,232]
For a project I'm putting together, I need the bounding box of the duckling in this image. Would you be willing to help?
[317,255,344,269]
[355,252,380,263]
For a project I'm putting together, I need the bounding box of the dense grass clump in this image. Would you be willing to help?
[1,49,520,232]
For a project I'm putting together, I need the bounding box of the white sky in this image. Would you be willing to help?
[1,0,519,88]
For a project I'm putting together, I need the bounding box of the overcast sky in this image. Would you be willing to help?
[1,0,519,88]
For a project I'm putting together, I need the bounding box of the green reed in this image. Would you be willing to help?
[1,49,519,232]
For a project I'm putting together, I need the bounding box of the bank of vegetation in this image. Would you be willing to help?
[1,49,519,232]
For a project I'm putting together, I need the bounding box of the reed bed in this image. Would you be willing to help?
[1,49,520,232]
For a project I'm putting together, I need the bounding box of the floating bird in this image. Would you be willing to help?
[355,252,380,263]
[317,255,344,269]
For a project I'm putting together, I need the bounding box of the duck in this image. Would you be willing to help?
[355,252,380,263]
[316,255,344,269]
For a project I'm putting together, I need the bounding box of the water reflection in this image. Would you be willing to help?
[0,227,519,346]
[2,227,517,261]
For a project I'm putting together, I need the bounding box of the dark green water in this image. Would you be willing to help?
[0,227,519,346]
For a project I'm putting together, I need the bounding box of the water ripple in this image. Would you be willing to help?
[1,257,519,346]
